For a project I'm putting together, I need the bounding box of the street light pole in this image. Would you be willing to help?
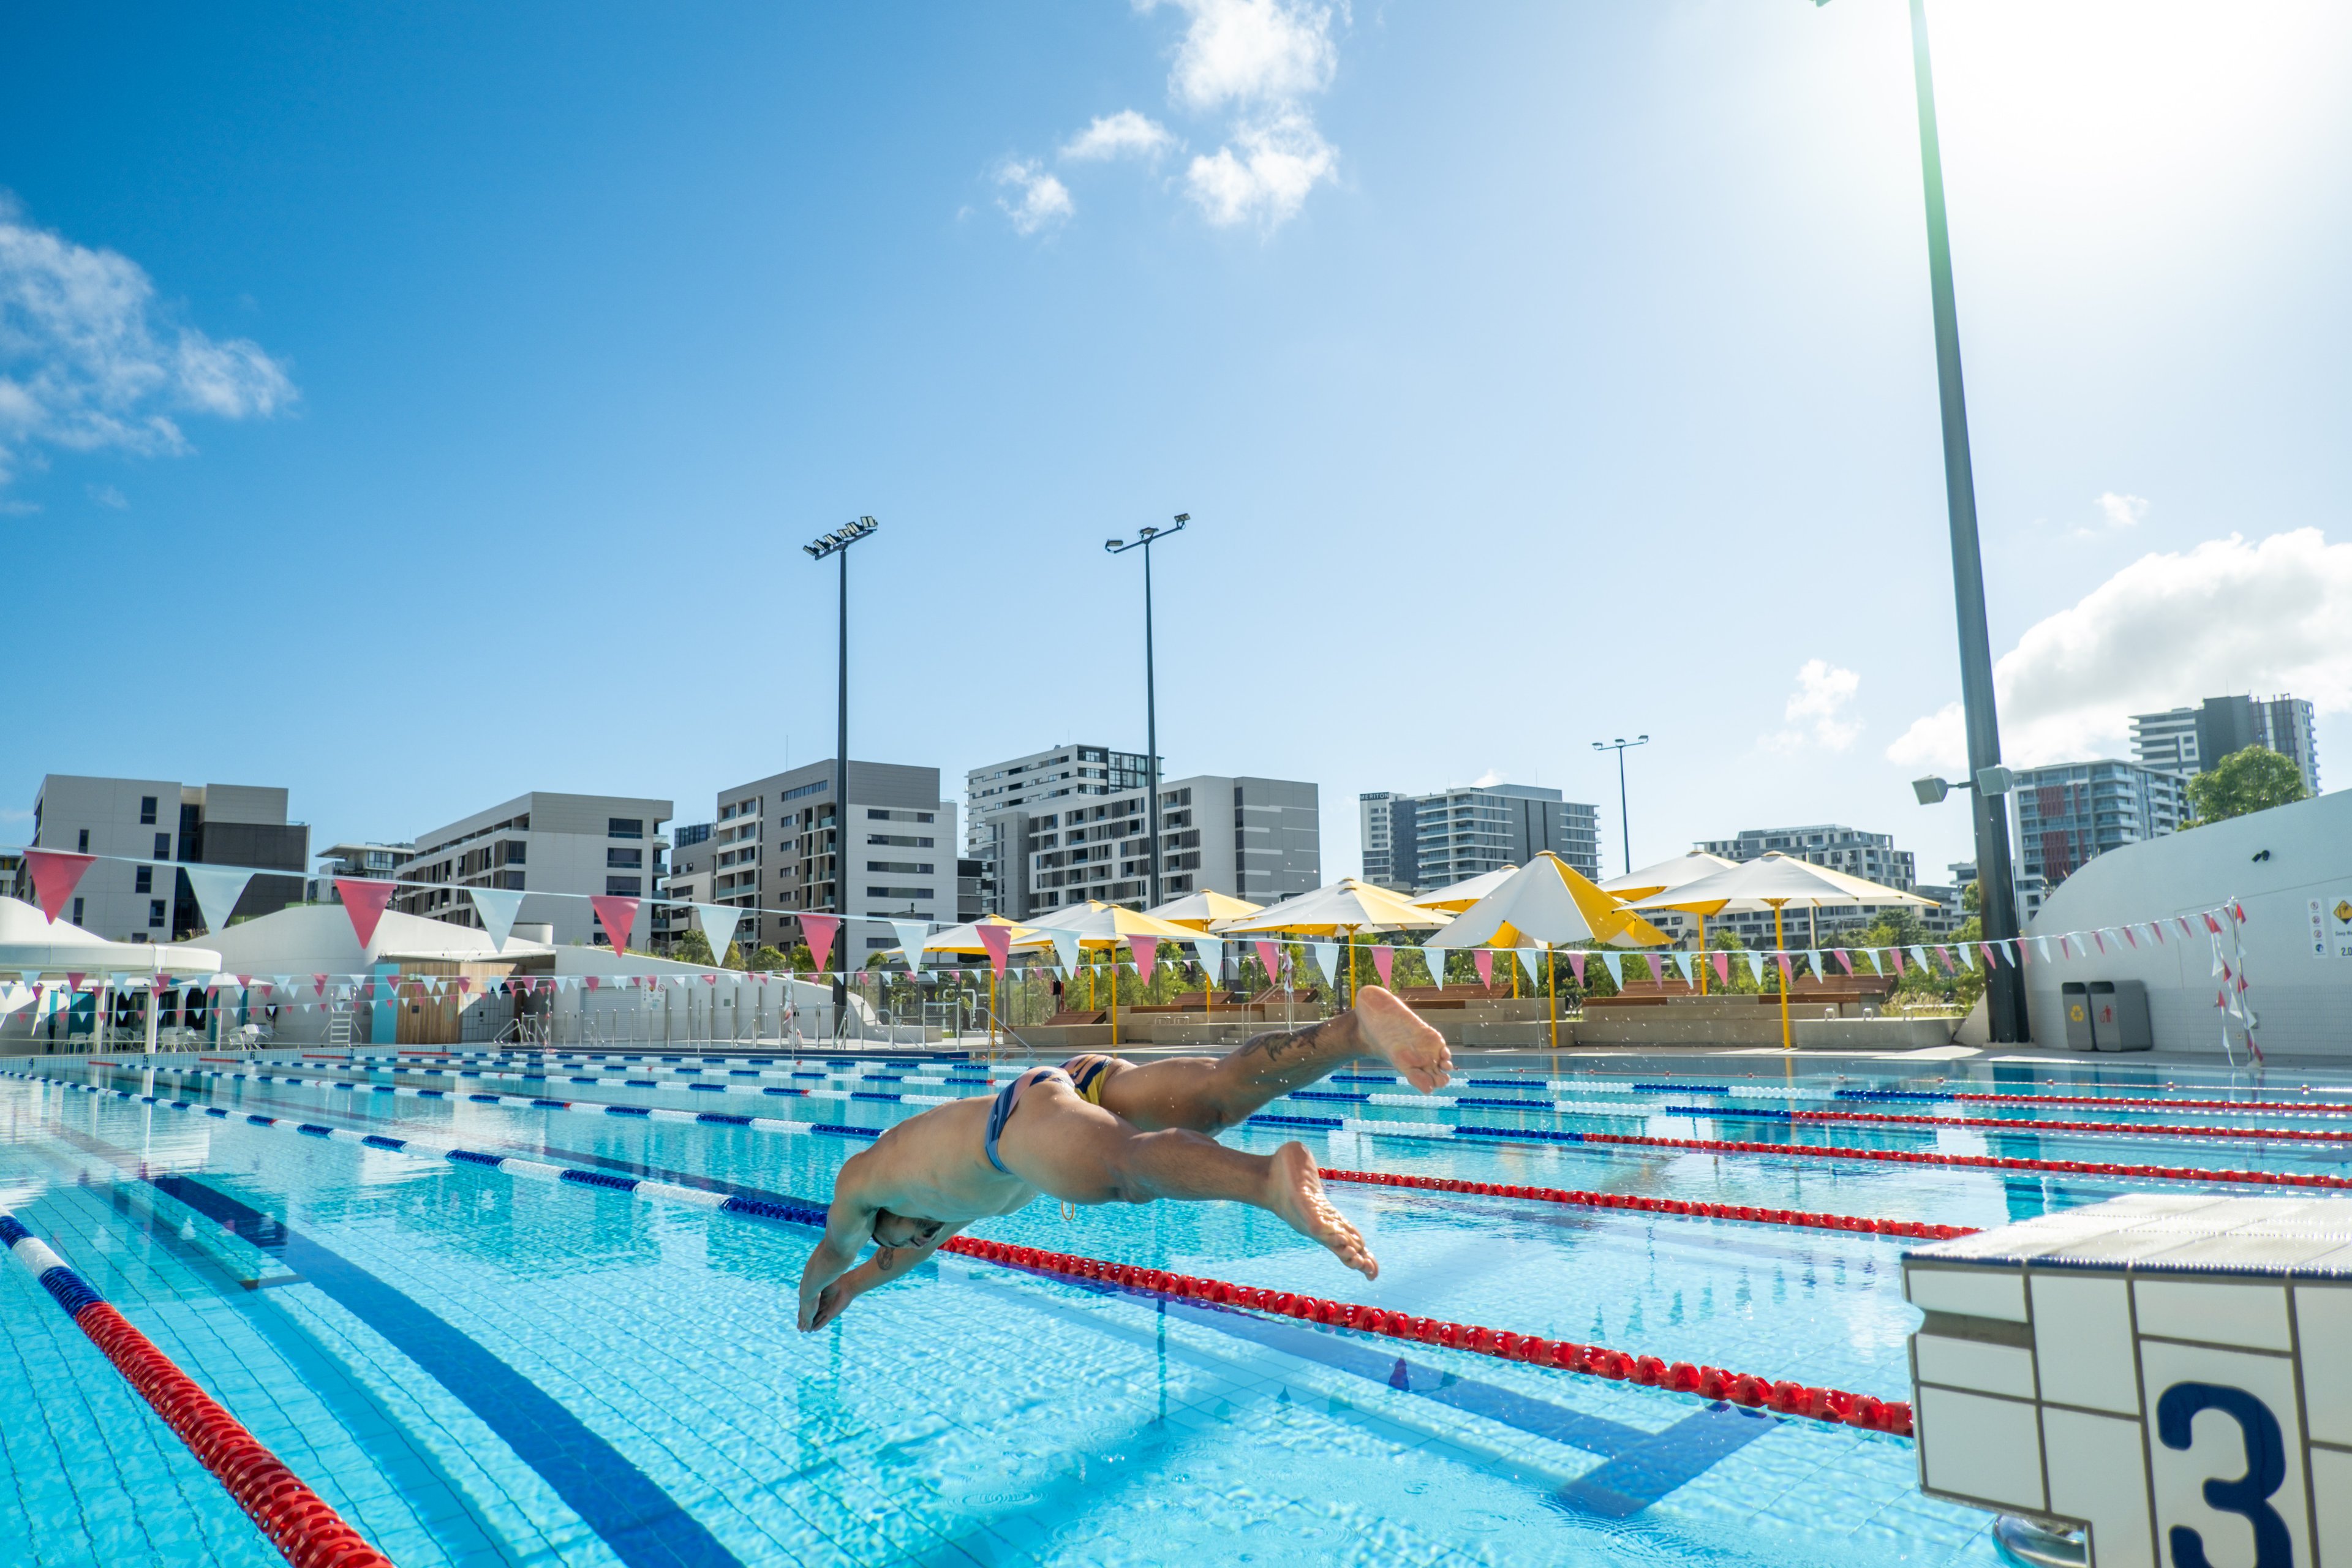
[1896,0,2027,1042]
[805,517,878,998]
[1592,736,1649,876]
[1105,514,1188,908]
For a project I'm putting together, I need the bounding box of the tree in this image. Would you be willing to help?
[670,929,715,967]
[2187,746,2308,826]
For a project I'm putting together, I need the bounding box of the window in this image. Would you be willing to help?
[607,848,643,869]
[865,861,934,875]
[608,818,644,839]
[135,866,153,893]
[154,832,171,859]
[606,875,644,896]
[149,900,166,927]
[782,779,827,802]
[866,886,930,900]
[501,841,526,865]
[72,897,83,924]
[77,828,89,852]
[139,796,157,825]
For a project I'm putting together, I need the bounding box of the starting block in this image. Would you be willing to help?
[1905,1194,2352,1568]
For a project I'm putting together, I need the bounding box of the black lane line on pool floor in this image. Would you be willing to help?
[69,1069,1821,1515]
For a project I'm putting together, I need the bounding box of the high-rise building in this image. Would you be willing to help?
[14,775,310,941]
[2008,760,2187,897]
[391,791,673,949]
[965,743,1155,919]
[2130,694,2319,796]
[1024,774,1319,916]
[1363,785,1597,891]
[704,761,959,959]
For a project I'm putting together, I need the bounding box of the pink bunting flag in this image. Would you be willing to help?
[590,894,640,953]
[1889,946,1905,975]
[1709,951,1729,987]
[334,879,399,949]
[2202,912,2222,934]
[2015,940,2030,967]
[24,850,96,924]
[800,913,840,974]
[2092,929,2108,955]
[1833,948,1853,975]
[976,921,1014,980]
[1474,950,1494,989]
[2149,922,2166,945]
[1980,942,2000,969]
[1370,944,1395,986]
[1129,935,1159,984]
[1254,940,1283,982]
[1566,952,1588,985]
[2121,925,2139,949]
[313,973,329,996]
[2176,916,2195,937]
[585,975,601,992]
[1775,953,1793,984]
[1934,946,1955,975]
[67,971,86,992]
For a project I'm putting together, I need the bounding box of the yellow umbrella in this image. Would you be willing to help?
[1216,878,1450,1005]
[1424,853,1668,1050]
[1629,853,1936,1050]
[1599,851,1739,989]
[1025,900,1207,1046]
[1410,865,1517,914]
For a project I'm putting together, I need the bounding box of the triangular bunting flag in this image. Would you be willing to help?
[1369,944,1394,987]
[182,864,254,936]
[472,887,527,951]
[1834,948,1854,974]
[1808,949,1826,979]
[695,904,744,966]
[1308,943,1339,986]
[589,894,639,953]
[891,921,929,972]
[23,850,96,924]
[1474,950,1494,989]
[799,912,841,973]
[1254,940,1284,986]
[1129,935,1159,985]
[978,921,1014,979]
[1744,949,1769,984]
[334,879,399,950]
[1672,950,1694,984]
[1190,938,1221,984]
[1566,951,1587,986]
[1598,949,1621,987]
[1711,951,1730,987]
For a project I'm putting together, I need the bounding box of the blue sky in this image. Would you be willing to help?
[4,1,2348,883]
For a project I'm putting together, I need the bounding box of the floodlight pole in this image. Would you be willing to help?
[1106,514,1188,908]
[806,516,878,1011]
[1901,0,2026,1042]
[1592,736,1649,876]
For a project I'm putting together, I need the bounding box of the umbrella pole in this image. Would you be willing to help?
[1547,947,1557,1052]
[1110,951,1120,1052]
[989,967,997,1050]
[1698,914,1708,995]
[1348,933,1359,1010]
[1775,905,1791,1052]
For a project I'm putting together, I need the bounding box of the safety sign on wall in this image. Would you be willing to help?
[2313,897,2352,959]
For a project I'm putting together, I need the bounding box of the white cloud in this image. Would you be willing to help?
[1886,529,2352,772]
[1763,659,1863,753]
[1185,111,1338,228]
[1156,0,1336,111]
[0,193,294,486]
[86,482,126,509]
[995,161,1074,235]
[1061,110,1177,162]
[1470,768,1508,788]
[2096,491,2149,530]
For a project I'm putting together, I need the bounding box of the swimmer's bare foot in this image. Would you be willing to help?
[1354,984,1453,1093]
[1264,1141,1377,1280]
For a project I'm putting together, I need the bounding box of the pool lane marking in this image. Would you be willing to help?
[47,1065,1978,1242]
[1250,1112,2352,1190]
[137,1171,748,1568]
[0,1208,396,1568]
[1670,1103,2352,1145]
[7,1071,1918,1439]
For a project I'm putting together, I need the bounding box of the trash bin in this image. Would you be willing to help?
[2060,982,2096,1050]
[2089,979,2152,1051]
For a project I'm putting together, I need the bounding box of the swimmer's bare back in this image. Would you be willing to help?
[796,986,1451,1331]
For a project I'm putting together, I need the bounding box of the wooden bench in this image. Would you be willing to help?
[1044,1009,1108,1027]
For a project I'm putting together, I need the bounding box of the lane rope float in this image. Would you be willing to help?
[0,1210,394,1568]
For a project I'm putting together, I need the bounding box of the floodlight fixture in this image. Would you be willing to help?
[1103,513,1193,905]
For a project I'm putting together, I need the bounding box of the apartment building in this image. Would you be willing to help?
[1362,783,1599,892]
[2008,760,2187,894]
[964,743,1153,920]
[1681,823,1919,946]
[14,775,309,941]
[2131,693,2319,796]
[391,791,673,949]
[699,761,959,960]
[1022,774,1319,917]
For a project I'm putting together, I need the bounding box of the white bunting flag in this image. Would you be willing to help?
[471,887,527,951]
[1745,949,1770,985]
[1190,938,1221,983]
[1599,949,1621,987]
[1671,949,1694,984]
[1039,928,1082,976]
[1308,943,1340,986]
[891,921,930,973]
[697,904,744,965]
[181,864,255,937]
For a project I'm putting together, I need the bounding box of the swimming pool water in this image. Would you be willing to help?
[6,1046,2348,1567]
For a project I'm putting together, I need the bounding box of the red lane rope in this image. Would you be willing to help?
[940,1234,1913,1436]
[1949,1091,2352,1117]
[75,1302,393,1568]
[1318,1166,1975,1240]
[1790,1108,2352,1145]
[1575,1130,2352,1189]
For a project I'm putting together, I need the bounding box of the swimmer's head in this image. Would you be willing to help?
[872,1209,944,1249]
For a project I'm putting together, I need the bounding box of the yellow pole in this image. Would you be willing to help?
[1348,932,1360,1008]
[1546,946,1557,1052]
[1774,903,1791,1051]
[1697,913,1709,994]
[1110,946,1120,1050]
[989,967,997,1048]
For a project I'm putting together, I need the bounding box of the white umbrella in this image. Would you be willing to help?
[1629,854,1934,1048]
[1424,854,1667,1050]
[0,897,222,1052]
[1599,851,1739,988]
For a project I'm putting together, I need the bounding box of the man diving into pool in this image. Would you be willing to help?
[796,984,1452,1331]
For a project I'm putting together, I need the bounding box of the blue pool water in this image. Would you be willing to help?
[6,1046,2350,1566]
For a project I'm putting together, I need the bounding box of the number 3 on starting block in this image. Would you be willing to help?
[1902,1196,2352,1568]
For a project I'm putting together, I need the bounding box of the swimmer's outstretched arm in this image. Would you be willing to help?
[799,1219,964,1332]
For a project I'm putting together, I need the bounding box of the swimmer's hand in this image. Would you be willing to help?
[801,1278,852,1332]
